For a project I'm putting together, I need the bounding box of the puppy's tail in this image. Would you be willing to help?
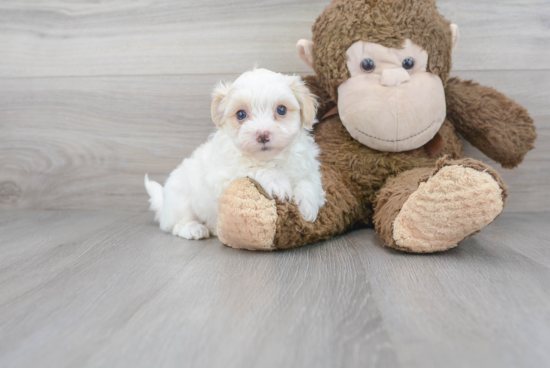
[144,174,163,213]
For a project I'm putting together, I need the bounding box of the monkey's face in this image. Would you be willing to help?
[296,0,460,152]
[337,39,446,152]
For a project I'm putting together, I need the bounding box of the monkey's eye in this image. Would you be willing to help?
[360,59,376,73]
[402,58,415,70]
[277,105,287,116]
[236,110,247,121]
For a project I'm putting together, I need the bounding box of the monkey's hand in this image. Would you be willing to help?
[445,77,537,169]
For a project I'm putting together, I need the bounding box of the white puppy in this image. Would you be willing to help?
[145,68,326,240]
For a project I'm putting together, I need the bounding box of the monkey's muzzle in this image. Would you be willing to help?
[337,71,446,152]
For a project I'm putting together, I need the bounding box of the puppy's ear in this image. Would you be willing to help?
[211,82,232,127]
[289,76,318,129]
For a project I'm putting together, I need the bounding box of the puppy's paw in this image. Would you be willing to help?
[173,221,210,240]
[294,193,321,223]
[262,178,293,201]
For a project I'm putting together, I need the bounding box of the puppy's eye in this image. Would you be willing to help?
[236,110,247,121]
[277,105,287,116]
[402,58,415,70]
[360,59,375,73]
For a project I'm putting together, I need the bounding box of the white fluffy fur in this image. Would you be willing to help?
[145,68,326,240]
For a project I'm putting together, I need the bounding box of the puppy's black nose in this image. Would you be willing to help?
[257,132,270,143]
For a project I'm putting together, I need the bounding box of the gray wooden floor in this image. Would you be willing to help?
[1,210,549,368]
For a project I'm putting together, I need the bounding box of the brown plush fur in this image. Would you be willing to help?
[303,75,336,121]
[230,115,466,250]
[216,0,536,252]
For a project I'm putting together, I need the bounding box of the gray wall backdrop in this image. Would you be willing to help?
[1,0,548,212]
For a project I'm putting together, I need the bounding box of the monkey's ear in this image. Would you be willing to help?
[450,24,460,52]
[211,82,231,127]
[289,76,318,129]
[296,39,315,69]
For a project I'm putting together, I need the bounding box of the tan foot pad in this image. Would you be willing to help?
[393,165,504,253]
[217,177,278,251]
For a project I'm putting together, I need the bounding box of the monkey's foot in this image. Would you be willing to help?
[217,178,278,251]
[392,160,507,253]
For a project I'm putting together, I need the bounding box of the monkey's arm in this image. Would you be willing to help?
[303,75,336,120]
[445,77,537,169]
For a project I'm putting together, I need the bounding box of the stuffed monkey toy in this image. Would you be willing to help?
[216,0,537,253]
